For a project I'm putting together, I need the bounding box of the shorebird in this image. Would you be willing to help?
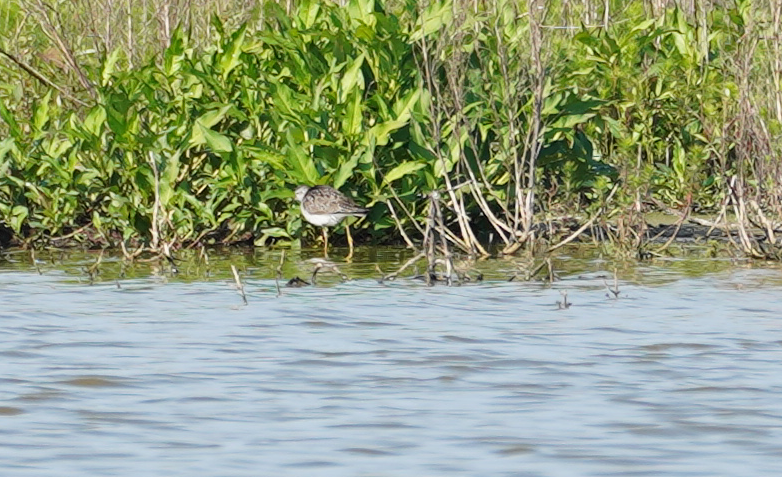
[294,185,368,258]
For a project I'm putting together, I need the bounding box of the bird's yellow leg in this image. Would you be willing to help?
[345,224,354,261]
[322,227,329,258]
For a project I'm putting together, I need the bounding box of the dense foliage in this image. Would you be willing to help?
[0,0,779,255]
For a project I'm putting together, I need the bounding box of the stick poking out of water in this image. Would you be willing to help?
[200,245,210,277]
[31,248,42,275]
[231,264,247,306]
[557,290,571,310]
[84,249,104,285]
[275,251,285,297]
[310,261,348,285]
[604,269,620,299]
[380,252,426,282]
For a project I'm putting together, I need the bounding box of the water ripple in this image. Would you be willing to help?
[0,262,781,476]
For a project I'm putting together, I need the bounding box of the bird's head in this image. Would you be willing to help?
[294,185,311,202]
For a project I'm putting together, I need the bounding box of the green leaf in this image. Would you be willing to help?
[193,123,233,152]
[549,113,596,130]
[392,87,421,121]
[246,145,285,169]
[0,98,21,139]
[603,117,627,140]
[101,48,122,86]
[255,226,291,246]
[285,141,319,185]
[83,105,106,136]
[220,24,247,80]
[259,227,289,238]
[630,18,657,33]
[298,0,321,28]
[347,0,375,26]
[343,89,363,136]
[0,137,16,163]
[197,104,232,128]
[366,118,406,146]
[272,83,301,119]
[384,161,426,184]
[10,205,28,232]
[332,152,361,189]
[32,90,52,132]
[164,27,187,76]
[340,54,365,103]
[410,0,452,41]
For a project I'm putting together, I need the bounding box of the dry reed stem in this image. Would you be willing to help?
[370,154,425,240]
[386,200,416,250]
[120,241,145,261]
[749,200,778,245]
[514,0,547,247]
[546,184,619,253]
[415,5,484,255]
[431,192,455,285]
[24,0,94,94]
[653,204,691,255]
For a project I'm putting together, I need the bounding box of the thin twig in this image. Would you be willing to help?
[386,200,416,249]
[546,184,619,253]
[310,261,348,285]
[382,252,426,281]
[0,47,89,106]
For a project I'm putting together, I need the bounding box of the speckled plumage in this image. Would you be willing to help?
[295,185,368,227]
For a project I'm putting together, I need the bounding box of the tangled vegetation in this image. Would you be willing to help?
[0,0,781,258]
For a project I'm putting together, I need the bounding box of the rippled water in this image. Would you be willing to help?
[1,248,781,476]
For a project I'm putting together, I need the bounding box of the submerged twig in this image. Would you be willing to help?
[84,249,105,285]
[510,256,555,282]
[381,252,426,282]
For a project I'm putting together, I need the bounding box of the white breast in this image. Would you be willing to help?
[302,209,344,227]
